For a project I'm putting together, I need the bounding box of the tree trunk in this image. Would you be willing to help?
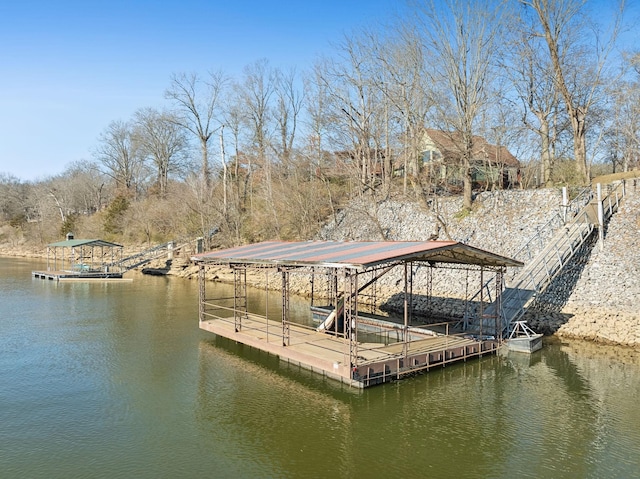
[570,110,589,183]
[220,128,227,218]
[463,131,474,210]
[201,140,209,186]
[536,113,553,184]
[159,163,168,197]
[463,161,473,210]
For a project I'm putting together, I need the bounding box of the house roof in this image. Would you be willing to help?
[47,239,123,248]
[192,240,523,270]
[423,129,519,167]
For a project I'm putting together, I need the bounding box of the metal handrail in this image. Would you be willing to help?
[509,186,592,264]
[103,237,200,272]
[463,183,622,337]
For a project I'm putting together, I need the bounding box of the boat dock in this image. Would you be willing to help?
[32,234,191,282]
[193,240,521,388]
[32,270,125,281]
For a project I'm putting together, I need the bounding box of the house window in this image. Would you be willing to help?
[422,149,441,163]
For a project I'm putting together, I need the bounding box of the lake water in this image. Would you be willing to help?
[1,257,640,478]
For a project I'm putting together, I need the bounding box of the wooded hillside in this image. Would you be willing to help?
[1,0,634,249]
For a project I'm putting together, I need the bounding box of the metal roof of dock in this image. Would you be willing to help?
[192,240,523,270]
[47,239,123,248]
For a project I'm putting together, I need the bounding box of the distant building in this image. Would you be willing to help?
[420,129,520,189]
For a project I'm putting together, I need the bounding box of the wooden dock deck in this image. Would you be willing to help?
[200,315,499,388]
[32,270,127,281]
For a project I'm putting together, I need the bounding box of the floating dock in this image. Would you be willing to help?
[33,237,127,281]
[193,240,522,388]
[32,270,125,281]
[32,235,188,282]
[200,313,499,388]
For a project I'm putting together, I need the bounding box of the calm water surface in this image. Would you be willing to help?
[1,257,640,478]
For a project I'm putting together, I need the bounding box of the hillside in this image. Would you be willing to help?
[3,185,638,347]
[315,187,640,347]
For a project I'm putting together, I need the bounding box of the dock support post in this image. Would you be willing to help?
[402,262,412,358]
[479,267,484,340]
[198,264,205,322]
[310,267,315,307]
[281,268,290,346]
[265,270,270,341]
[597,183,604,251]
[496,268,504,340]
[426,265,433,309]
[344,269,358,370]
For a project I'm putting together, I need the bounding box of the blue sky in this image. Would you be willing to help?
[0,0,398,181]
[1,1,635,181]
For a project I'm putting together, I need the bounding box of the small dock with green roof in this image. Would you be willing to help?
[33,234,126,281]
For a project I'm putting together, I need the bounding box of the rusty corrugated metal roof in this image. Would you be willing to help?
[192,241,523,269]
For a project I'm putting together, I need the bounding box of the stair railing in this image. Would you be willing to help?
[463,186,596,335]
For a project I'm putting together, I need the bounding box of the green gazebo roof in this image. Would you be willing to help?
[47,239,123,248]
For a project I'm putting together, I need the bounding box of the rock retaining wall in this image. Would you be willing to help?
[317,186,640,348]
[555,185,640,347]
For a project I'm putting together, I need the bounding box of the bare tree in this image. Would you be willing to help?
[62,160,107,214]
[304,62,334,168]
[165,71,226,186]
[505,23,564,185]
[220,95,247,220]
[303,63,343,222]
[414,0,506,209]
[520,0,625,184]
[273,67,304,165]
[134,107,188,197]
[182,171,220,249]
[373,28,433,194]
[318,34,385,194]
[94,120,143,193]
[23,178,70,243]
[0,173,28,224]
[238,59,275,163]
[604,77,640,172]
[234,59,278,233]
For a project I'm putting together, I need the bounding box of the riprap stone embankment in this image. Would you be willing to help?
[317,186,640,348]
[554,187,640,347]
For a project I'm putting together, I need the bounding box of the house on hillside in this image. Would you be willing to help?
[420,129,520,189]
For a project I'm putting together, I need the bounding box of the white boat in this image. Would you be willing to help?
[506,321,543,353]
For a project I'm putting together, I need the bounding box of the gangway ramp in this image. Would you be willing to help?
[468,181,627,336]
[106,238,197,273]
[109,242,171,272]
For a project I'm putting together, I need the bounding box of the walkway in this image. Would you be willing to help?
[467,181,627,335]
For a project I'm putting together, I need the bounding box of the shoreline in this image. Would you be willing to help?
[6,249,638,350]
[3,186,639,349]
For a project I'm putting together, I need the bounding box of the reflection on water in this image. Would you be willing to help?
[1,257,640,478]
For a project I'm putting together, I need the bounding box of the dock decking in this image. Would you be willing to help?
[200,315,498,388]
[32,270,126,281]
